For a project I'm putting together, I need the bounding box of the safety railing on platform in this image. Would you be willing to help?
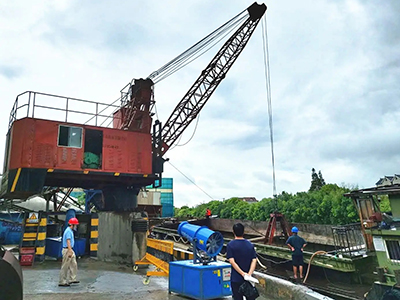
[8,91,121,129]
[331,223,366,257]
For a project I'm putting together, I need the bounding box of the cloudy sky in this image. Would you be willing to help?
[1,1,400,208]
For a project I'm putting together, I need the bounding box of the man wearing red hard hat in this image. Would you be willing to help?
[59,217,79,287]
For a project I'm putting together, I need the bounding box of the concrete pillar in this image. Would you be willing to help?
[98,212,133,264]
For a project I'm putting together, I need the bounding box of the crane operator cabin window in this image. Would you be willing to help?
[58,125,83,148]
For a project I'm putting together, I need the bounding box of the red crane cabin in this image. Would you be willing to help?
[2,86,159,211]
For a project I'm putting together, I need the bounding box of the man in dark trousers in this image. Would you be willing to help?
[286,226,307,280]
[227,223,257,300]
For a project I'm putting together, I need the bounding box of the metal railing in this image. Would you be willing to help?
[8,91,121,129]
[332,223,366,257]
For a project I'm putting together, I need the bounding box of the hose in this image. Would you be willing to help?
[302,251,327,284]
[257,257,268,270]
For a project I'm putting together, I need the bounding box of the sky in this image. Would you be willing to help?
[1,0,400,208]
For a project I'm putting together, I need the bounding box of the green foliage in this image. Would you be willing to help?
[309,168,326,192]
[379,195,391,213]
[174,184,359,225]
[77,193,86,206]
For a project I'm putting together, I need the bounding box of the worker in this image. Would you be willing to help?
[227,223,257,300]
[59,217,80,287]
[205,207,212,219]
[286,226,307,280]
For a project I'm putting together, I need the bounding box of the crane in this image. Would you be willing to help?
[1,2,267,211]
[118,1,267,190]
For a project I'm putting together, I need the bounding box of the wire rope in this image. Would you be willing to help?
[147,12,247,83]
[261,15,277,197]
[167,161,214,200]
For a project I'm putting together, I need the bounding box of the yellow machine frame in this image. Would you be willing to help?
[134,238,174,282]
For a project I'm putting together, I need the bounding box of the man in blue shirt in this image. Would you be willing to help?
[59,217,79,287]
[227,223,257,300]
[286,226,307,280]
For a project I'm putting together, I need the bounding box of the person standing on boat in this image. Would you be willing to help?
[59,217,80,287]
[205,207,212,219]
[286,226,307,280]
[227,223,257,300]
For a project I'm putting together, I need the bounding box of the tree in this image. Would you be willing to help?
[77,193,86,206]
[379,195,391,213]
[318,170,326,185]
[309,168,326,191]
[173,183,359,225]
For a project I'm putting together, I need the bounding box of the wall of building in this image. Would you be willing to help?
[389,194,400,219]
[137,191,161,206]
[147,178,174,217]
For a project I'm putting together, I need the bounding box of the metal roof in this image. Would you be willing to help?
[344,184,400,198]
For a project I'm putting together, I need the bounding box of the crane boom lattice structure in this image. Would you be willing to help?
[159,3,266,155]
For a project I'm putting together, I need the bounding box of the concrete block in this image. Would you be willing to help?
[253,272,334,300]
[97,212,134,264]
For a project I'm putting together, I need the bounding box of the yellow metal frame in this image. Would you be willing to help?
[134,238,174,277]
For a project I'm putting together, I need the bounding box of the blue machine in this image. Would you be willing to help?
[169,222,231,300]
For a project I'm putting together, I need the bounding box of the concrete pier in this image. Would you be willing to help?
[97,212,134,264]
[254,272,333,300]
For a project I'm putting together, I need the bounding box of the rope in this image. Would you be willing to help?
[256,252,291,265]
[247,224,267,237]
[167,161,214,200]
[147,11,248,84]
[175,113,201,147]
[165,233,189,245]
[261,15,276,197]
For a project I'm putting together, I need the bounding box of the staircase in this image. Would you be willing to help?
[19,211,47,266]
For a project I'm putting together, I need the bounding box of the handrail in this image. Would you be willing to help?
[8,91,121,129]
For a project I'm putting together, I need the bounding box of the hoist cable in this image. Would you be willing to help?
[152,16,247,84]
[147,12,247,84]
[175,113,200,147]
[262,15,277,197]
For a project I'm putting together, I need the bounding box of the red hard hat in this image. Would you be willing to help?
[68,217,79,225]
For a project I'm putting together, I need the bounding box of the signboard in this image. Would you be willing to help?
[27,212,39,224]
[373,236,386,252]
[222,268,231,281]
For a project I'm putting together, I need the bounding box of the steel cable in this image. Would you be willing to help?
[261,15,277,197]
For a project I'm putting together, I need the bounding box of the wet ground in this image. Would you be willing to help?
[23,258,269,300]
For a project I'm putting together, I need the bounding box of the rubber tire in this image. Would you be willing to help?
[133,265,139,272]
[382,289,400,300]
[143,277,150,285]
